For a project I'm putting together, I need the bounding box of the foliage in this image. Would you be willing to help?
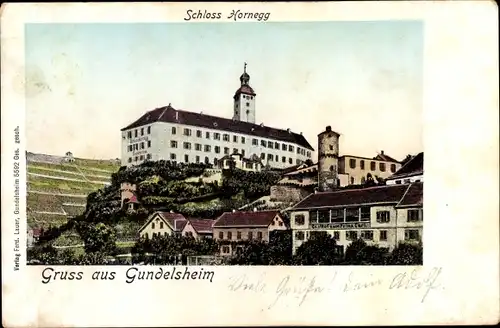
[343,238,389,265]
[293,231,343,265]
[77,222,117,254]
[387,242,423,265]
[266,230,293,265]
[221,169,281,199]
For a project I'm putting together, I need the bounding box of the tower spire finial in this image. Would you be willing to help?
[244,62,247,73]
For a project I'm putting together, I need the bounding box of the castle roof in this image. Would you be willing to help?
[122,105,314,151]
[214,210,281,228]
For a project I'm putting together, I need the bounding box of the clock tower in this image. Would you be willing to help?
[233,63,256,124]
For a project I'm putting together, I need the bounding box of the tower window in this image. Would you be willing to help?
[330,165,336,172]
[246,110,250,115]
[246,102,250,107]
[251,96,254,100]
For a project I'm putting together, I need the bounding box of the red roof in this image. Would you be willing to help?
[234,85,256,98]
[214,210,281,227]
[397,182,423,207]
[140,212,188,232]
[127,195,139,203]
[121,105,314,151]
[293,184,411,209]
[186,218,215,233]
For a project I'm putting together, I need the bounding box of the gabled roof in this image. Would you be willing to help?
[138,211,187,232]
[292,184,411,210]
[214,210,281,227]
[121,105,314,151]
[126,194,139,204]
[389,152,424,180]
[373,152,399,163]
[185,218,215,234]
[396,182,423,207]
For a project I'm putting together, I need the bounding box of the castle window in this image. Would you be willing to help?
[275,155,279,161]
[282,156,286,163]
[228,232,233,240]
[267,154,273,161]
[307,151,311,158]
[241,149,245,156]
[184,155,189,163]
[330,145,334,150]
[405,229,420,241]
[248,231,253,240]
[214,133,221,140]
[275,142,279,149]
[146,154,152,160]
[376,211,390,223]
[147,140,151,148]
[170,153,176,160]
[349,159,356,169]
[407,209,421,222]
[346,208,359,222]
[233,148,238,154]
[390,164,396,173]
[195,156,200,163]
[261,140,266,147]
[204,145,211,152]
[160,222,164,229]
[361,230,373,241]
[268,141,273,148]
[241,137,245,144]
[380,230,388,241]
[288,158,292,164]
[237,231,242,240]
[261,153,265,159]
[222,246,230,254]
[251,96,254,100]
[219,231,223,239]
[370,161,376,170]
[171,127,177,135]
[379,163,386,172]
[297,147,301,154]
[330,165,335,172]
[257,231,263,240]
[195,143,202,151]
[196,130,202,138]
[170,141,178,148]
[127,131,132,139]
[246,110,249,115]
[140,155,144,161]
[135,156,138,162]
[223,134,230,141]
[333,231,340,240]
[346,231,358,241]
[206,132,210,139]
[360,160,365,170]
[134,129,138,137]
[282,144,287,151]
[289,145,294,152]
[152,223,155,229]
[350,177,355,184]
[147,126,151,134]
[252,139,258,145]
[233,135,238,143]
[224,147,229,155]
[128,158,132,163]
[183,142,191,150]
[141,128,144,136]
[215,146,220,154]
[204,156,209,164]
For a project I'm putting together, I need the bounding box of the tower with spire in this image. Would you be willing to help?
[233,62,256,124]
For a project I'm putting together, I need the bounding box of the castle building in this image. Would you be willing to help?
[120,64,314,168]
[317,126,340,192]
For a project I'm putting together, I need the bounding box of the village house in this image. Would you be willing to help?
[27,228,42,247]
[289,182,423,254]
[386,152,423,185]
[216,152,263,172]
[212,210,288,256]
[181,218,215,239]
[138,211,188,239]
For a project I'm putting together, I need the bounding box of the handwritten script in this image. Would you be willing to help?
[228,267,443,310]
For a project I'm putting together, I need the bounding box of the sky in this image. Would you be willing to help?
[25,21,423,161]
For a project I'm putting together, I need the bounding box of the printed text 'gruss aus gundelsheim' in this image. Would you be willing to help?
[184,9,271,22]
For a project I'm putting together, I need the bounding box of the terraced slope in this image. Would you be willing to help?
[27,152,120,229]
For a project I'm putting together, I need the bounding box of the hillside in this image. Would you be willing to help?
[27,152,120,230]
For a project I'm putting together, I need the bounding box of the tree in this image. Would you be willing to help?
[293,232,343,265]
[388,242,423,265]
[266,230,293,265]
[229,240,270,265]
[344,238,389,265]
[80,222,117,254]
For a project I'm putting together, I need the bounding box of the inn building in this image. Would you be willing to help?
[289,182,423,254]
[120,64,314,168]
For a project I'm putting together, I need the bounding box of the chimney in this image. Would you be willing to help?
[287,128,291,133]
[326,126,332,132]
[253,207,257,212]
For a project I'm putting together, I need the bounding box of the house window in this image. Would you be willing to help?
[152,232,156,238]
[147,140,151,148]
[134,156,138,162]
[196,130,202,138]
[275,155,279,161]
[171,127,177,135]
[268,141,273,148]
[295,231,305,241]
[379,230,388,241]
[390,164,396,173]
[140,155,144,161]
[204,145,211,152]
[245,162,253,169]
[237,231,241,240]
[241,137,245,144]
[275,142,279,149]
[233,148,238,154]
[127,131,132,139]
[183,142,191,149]
[233,135,238,143]
[279,221,283,226]
[288,158,292,164]
[333,231,340,240]
[170,153,176,160]
[219,231,223,239]
[360,160,365,170]
[360,207,370,221]
[407,209,421,222]
[295,214,305,226]
[260,153,265,159]
[317,210,330,223]
[376,211,390,223]
[395,180,402,185]
[224,147,229,155]
[379,162,386,172]
[195,156,200,163]
[370,161,376,170]
[282,156,286,163]
[349,158,356,169]
[307,151,311,158]
[331,209,343,222]
[214,146,220,154]
[252,139,258,145]
[152,223,155,229]
[361,177,366,184]
[346,208,359,222]
[195,143,202,151]
[184,155,189,163]
[227,232,232,240]
[297,147,301,154]
[222,246,230,254]
[267,154,273,161]
[134,129,138,137]
[405,229,420,241]
[183,128,191,136]
[128,158,132,163]
[141,128,144,136]
[204,156,209,164]
[257,231,263,240]
[170,141,178,148]
[206,132,210,139]
[361,230,373,240]
[289,145,294,152]
[160,222,164,229]
[346,231,358,241]
[213,133,220,140]
[223,134,230,141]
[261,140,266,147]
[241,149,245,157]
[147,126,151,134]
[282,144,287,151]
[350,177,355,185]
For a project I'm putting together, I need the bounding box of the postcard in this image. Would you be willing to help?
[1,1,499,327]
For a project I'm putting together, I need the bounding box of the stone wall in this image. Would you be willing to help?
[270,185,311,203]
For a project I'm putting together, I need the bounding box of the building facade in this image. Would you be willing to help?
[120,66,314,168]
[338,152,402,185]
[386,152,423,185]
[289,182,423,254]
[138,211,188,239]
[181,219,215,239]
[213,210,288,256]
